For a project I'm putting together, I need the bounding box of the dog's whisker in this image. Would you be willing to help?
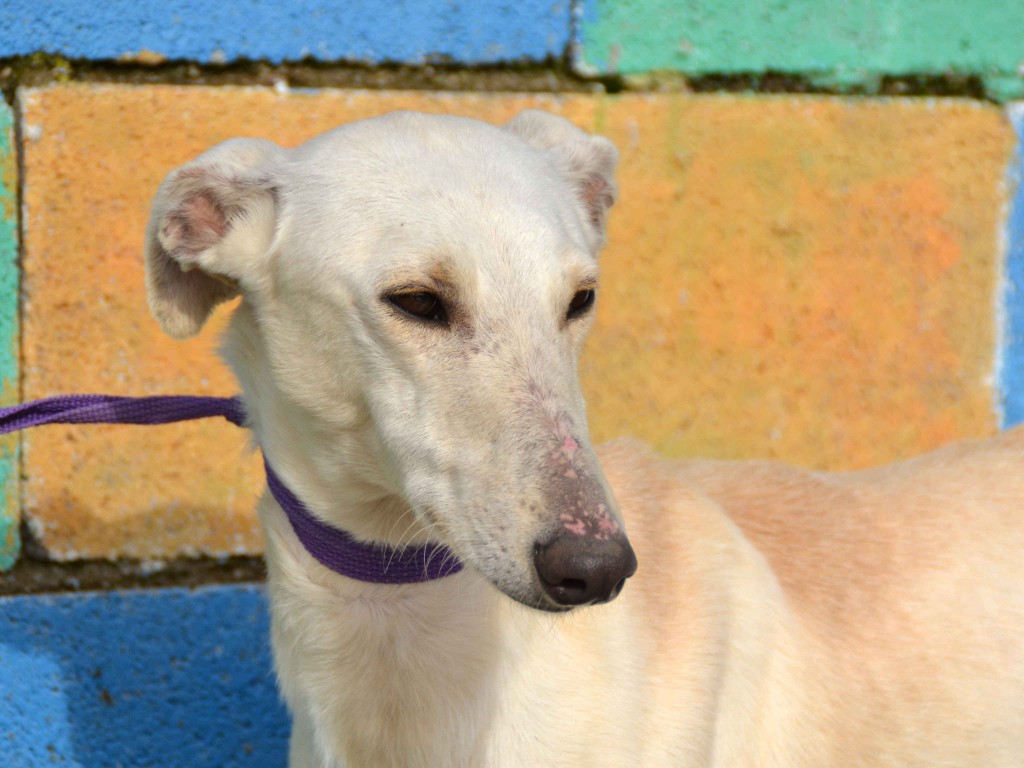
[422,529,457,578]
[435,547,460,575]
[391,515,423,549]
[383,504,417,545]
[384,513,432,573]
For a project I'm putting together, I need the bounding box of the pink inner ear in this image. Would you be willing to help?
[162,191,228,258]
[581,174,614,229]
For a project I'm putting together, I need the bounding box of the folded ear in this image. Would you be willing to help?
[504,110,618,247]
[144,138,284,339]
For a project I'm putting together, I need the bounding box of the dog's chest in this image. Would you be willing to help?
[272,574,564,766]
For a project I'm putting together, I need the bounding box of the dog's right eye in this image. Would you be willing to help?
[388,292,449,324]
[566,289,596,321]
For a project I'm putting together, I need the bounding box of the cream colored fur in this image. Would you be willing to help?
[144,109,1024,767]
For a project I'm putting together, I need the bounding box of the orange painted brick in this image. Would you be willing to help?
[19,85,1012,560]
[583,95,1012,468]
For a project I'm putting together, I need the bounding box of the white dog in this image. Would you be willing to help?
[144,109,1024,767]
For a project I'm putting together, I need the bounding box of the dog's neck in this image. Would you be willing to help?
[225,306,436,549]
[262,456,462,583]
[251,407,420,543]
[261,505,517,767]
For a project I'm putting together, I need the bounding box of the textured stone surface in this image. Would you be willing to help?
[1002,104,1024,428]
[19,84,1012,562]
[1,0,571,64]
[0,584,287,766]
[578,0,1024,99]
[0,103,19,571]
[580,95,1011,469]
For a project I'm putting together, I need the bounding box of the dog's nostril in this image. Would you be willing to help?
[610,578,626,600]
[533,534,636,608]
[556,578,588,597]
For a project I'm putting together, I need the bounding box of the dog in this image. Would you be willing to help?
[143,109,1024,766]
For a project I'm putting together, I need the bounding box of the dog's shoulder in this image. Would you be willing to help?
[601,427,1024,551]
[598,430,1024,624]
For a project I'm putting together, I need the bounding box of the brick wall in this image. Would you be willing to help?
[2,2,1024,765]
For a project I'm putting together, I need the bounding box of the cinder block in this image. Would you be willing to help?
[0,584,287,766]
[0,0,570,65]
[1001,104,1024,428]
[578,0,1024,99]
[580,95,1012,469]
[0,102,19,571]
[20,85,1013,562]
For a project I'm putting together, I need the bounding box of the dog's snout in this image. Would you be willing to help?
[533,534,637,607]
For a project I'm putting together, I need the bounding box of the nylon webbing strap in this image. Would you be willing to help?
[0,394,462,584]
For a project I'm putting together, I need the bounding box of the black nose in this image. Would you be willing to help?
[533,533,637,607]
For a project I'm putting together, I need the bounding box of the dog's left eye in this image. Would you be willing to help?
[566,289,596,320]
[388,292,449,324]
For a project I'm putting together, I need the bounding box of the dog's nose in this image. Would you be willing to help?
[533,533,637,607]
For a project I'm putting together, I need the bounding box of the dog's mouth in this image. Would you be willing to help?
[521,594,577,614]
[502,573,632,614]
[462,533,637,613]
[417,493,637,610]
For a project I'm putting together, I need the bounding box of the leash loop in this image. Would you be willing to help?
[0,394,245,432]
[0,394,463,584]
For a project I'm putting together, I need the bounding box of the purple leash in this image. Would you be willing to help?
[0,395,463,584]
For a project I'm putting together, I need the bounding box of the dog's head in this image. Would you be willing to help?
[144,110,635,611]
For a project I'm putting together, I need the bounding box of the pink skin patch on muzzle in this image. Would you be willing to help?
[545,424,620,540]
[560,504,620,539]
[561,436,579,479]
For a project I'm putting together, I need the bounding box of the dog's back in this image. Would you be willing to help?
[599,428,1024,764]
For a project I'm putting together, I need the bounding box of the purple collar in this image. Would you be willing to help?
[0,394,463,584]
[262,458,463,582]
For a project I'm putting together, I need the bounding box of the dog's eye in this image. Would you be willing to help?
[566,289,596,320]
[388,292,448,324]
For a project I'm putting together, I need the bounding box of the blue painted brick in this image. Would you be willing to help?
[0,585,288,767]
[1001,106,1024,428]
[0,0,571,65]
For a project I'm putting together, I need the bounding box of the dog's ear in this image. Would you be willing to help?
[504,110,618,246]
[145,138,284,339]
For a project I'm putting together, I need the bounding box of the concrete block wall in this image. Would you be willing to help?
[2,586,286,766]
[578,0,1024,99]
[3,2,1024,764]
[1,0,572,64]
[0,102,19,572]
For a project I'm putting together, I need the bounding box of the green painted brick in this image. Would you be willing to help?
[579,0,1024,99]
[0,102,18,570]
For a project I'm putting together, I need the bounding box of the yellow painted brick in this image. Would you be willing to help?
[20,85,1012,560]
[583,95,1012,468]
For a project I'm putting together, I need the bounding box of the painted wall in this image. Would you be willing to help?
[0,0,1021,569]
[0,104,19,571]
[0,0,571,65]
[4,1,1024,763]
[1003,106,1024,426]
[578,0,1024,99]
[15,84,1016,562]
[1,585,287,767]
